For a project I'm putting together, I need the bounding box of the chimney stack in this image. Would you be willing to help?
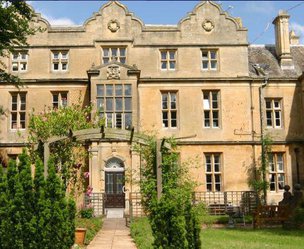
[272,10,294,70]
[290,30,300,45]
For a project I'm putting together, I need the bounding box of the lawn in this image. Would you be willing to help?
[75,217,103,246]
[130,217,304,249]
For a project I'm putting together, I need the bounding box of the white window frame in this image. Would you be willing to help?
[265,99,282,128]
[11,51,28,72]
[201,50,218,71]
[10,92,27,130]
[160,50,176,70]
[161,92,178,129]
[51,51,69,72]
[102,47,126,64]
[268,153,285,192]
[205,153,222,192]
[52,92,68,109]
[203,91,220,128]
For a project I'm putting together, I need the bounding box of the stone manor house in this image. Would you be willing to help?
[0,1,304,212]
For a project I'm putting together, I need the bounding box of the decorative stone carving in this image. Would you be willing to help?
[108,19,120,32]
[202,20,214,32]
[107,65,120,80]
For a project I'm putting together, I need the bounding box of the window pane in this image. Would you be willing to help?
[204,111,210,127]
[277,154,284,172]
[202,52,208,59]
[61,93,67,107]
[266,101,271,109]
[11,113,17,129]
[106,113,113,127]
[12,95,17,110]
[61,52,68,59]
[125,113,132,129]
[210,51,217,59]
[53,63,59,70]
[161,61,167,69]
[97,85,104,96]
[169,61,175,69]
[124,85,132,96]
[103,48,109,57]
[115,84,123,96]
[171,111,177,127]
[212,92,218,108]
[162,94,168,109]
[103,58,109,64]
[169,51,175,60]
[115,113,122,128]
[115,98,123,111]
[161,51,167,60]
[53,52,59,59]
[266,111,272,126]
[170,93,176,109]
[202,61,208,69]
[124,98,132,111]
[20,63,27,71]
[106,98,113,111]
[120,57,126,64]
[206,155,211,172]
[278,174,285,190]
[269,174,275,191]
[106,85,113,96]
[20,113,26,128]
[20,94,26,110]
[13,53,19,60]
[274,101,280,108]
[12,63,18,71]
[120,48,126,56]
[162,112,168,127]
[211,61,217,69]
[62,63,67,70]
[97,98,104,111]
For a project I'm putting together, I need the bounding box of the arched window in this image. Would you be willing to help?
[105,157,124,172]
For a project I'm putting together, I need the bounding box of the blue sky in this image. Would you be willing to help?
[28,1,304,44]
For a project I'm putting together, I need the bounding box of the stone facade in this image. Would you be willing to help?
[1,1,304,207]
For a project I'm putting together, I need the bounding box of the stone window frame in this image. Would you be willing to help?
[51,50,69,72]
[202,90,220,128]
[265,98,283,129]
[10,92,27,130]
[201,49,218,71]
[51,91,68,109]
[161,91,178,129]
[205,153,222,192]
[268,152,285,192]
[160,49,177,71]
[11,51,28,72]
[96,83,132,130]
[102,47,126,64]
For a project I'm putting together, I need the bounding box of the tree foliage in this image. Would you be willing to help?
[0,0,36,84]
[0,151,76,249]
[135,136,201,249]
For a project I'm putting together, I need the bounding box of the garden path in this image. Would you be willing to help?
[86,218,137,249]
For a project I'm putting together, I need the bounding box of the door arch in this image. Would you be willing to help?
[104,157,125,208]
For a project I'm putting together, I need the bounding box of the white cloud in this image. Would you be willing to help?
[36,9,77,26]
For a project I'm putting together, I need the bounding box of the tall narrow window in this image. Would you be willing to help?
[201,50,218,70]
[12,52,28,72]
[203,91,220,128]
[51,51,69,71]
[205,153,222,192]
[10,93,26,130]
[102,47,126,64]
[160,50,176,70]
[161,92,177,128]
[52,92,68,109]
[265,99,282,128]
[97,84,132,129]
[268,153,285,191]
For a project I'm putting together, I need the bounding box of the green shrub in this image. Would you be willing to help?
[79,206,94,219]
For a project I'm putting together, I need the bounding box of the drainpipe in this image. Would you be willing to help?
[250,80,257,185]
[259,77,268,204]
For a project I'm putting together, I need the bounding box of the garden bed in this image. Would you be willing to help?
[75,217,103,247]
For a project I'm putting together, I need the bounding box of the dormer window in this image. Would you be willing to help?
[102,47,126,64]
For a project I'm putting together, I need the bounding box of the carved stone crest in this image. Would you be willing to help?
[108,19,120,33]
[202,20,214,32]
[107,65,120,80]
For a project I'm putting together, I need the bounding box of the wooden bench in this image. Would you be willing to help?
[253,205,290,228]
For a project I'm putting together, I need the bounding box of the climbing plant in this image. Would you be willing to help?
[135,136,201,249]
[248,135,272,204]
[28,102,104,191]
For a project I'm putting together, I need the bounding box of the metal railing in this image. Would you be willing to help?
[193,191,258,215]
[128,191,258,217]
[84,193,105,217]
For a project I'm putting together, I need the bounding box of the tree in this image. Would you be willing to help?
[0,0,35,84]
[135,136,202,249]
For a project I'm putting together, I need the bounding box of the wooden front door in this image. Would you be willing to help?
[105,172,125,208]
